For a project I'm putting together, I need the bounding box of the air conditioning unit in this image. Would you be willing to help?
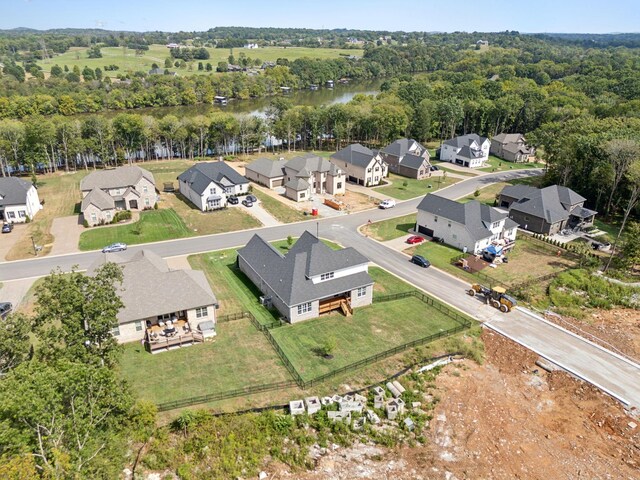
[259,296,272,308]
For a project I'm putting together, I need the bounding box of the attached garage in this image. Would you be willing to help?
[270,178,284,188]
[418,225,434,237]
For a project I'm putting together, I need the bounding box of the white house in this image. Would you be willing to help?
[439,134,490,168]
[330,144,388,186]
[178,161,249,211]
[415,194,518,254]
[0,177,42,223]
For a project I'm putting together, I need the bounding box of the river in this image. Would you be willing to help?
[124,79,383,119]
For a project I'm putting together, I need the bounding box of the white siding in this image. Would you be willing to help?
[310,264,368,284]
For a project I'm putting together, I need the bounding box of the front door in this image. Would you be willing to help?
[129,199,139,210]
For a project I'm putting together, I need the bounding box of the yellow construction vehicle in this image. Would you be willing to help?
[467,284,517,312]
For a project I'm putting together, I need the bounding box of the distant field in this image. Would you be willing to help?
[37,45,364,78]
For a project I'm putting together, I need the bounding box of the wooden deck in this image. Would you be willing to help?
[147,332,204,353]
[319,297,352,316]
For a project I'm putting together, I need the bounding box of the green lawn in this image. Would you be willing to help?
[363,213,417,241]
[252,190,309,223]
[270,296,461,381]
[374,173,461,200]
[78,209,193,250]
[478,156,546,173]
[119,319,291,404]
[430,161,478,177]
[458,182,509,205]
[38,45,364,78]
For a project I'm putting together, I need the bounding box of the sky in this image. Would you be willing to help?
[1,0,639,34]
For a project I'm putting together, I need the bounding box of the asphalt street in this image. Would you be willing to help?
[3,167,639,407]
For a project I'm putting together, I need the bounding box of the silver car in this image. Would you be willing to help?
[102,242,128,253]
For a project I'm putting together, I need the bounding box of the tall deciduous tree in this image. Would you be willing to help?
[603,139,638,217]
[0,313,32,376]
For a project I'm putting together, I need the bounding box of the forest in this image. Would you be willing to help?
[1,28,640,477]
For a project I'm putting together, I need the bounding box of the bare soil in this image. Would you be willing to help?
[271,329,640,479]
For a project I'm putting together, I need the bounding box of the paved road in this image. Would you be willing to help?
[4,167,639,407]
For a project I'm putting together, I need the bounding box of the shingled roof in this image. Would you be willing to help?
[417,194,511,243]
[442,134,489,149]
[381,138,427,158]
[245,158,287,178]
[400,153,430,171]
[81,187,115,212]
[80,166,155,192]
[177,161,248,195]
[500,185,591,224]
[87,250,218,325]
[0,177,34,207]
[331,144,380,168]
[237,232,373,306]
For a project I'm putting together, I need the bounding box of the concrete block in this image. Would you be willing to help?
[339,400,364,414]
[372,386,385,397]
[305,396,321,415]
[403,417,415,431]
[328,410,351,424]
[373,395,385,409]
[386,404,398,420]
[321,396,334,406]
[354,393,367,404]
[353,417,366,431]
[366,409,381,424]
[289,400,305,416]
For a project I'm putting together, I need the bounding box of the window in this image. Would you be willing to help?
[357,286,367,298]
[337,182,342,189]
[144,198,150,207]
[452,234,457,240]
[111,326,120,336]
[143,185,148,193]
[105,211,112,221]
[297,302,312,315]
[434,216,438,222]
[300,192,306,199]
[448,223,451,228]
[135,321,143,332]
[225,187,233,194]
[157,313,171,321]
[208,198,221,208]
[367,168,372,173]
[18,211,26,218]
[375,166,380,172]
[320,272,334,281]
[8,211,15,219]
[491,221,500,229]
[374,177,379,182]
[196,307,208,318]
[91,213,97,223]
[210,187,216,194]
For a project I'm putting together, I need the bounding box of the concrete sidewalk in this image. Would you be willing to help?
[237,202,281,227]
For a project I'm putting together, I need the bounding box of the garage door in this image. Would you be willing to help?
[271,178,284,187]
[418,225,433,237]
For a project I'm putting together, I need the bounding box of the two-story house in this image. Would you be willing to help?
[178,161,249,211]
[439,134,490,168]
[498,185,597,235]
[491,133,535,163]
[329,144,388,186]
[416,194,518,254]
[237,231,374,323]
[80,166,157,226]
[245,154,345,202]
[0,177,42,223]
[379,138,431,179]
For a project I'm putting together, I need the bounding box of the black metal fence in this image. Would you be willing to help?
[216,311,251,323]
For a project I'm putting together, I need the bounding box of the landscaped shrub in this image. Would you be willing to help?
[113,210,132,222]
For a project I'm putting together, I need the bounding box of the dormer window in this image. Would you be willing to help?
[320,272,334,281]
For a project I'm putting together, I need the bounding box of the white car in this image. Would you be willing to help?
[379,199,396,209]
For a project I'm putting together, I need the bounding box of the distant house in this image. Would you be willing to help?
[80,166,157,226]
[87,250,218,348]
[380,138,432,179]
[491,133,535,163]
[244,43,259,49]
[330,144,388,186]
[416,194,518,254]
[245,154,345,202]
[178,161,249,211]
[166,43,180,48]
[237,231,374,323]
[476,40,489,47]
[0,177,42,223]
[439,134,490,168]
[148,68,164,75]
[498,185,597,235]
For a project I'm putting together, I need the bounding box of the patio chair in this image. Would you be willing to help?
[158,321,165,328]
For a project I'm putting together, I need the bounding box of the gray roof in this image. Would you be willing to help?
[284,178,309,191]
[492,133,525,145]
[87,250,218,325]
[381,138,427,158]
[177,161,248,195]
[331,144,381,169]
[245,158,287,178]
[500,185,590,224]
[81,187,115,212]
[80,166,155,192]
[417,194,508,243]
[457,145,485,160]
[443,134,489,149]
[502,143,532,155]
[400,153,430,171]
[286,153,338,175]
[0,177,33,207]
[237,231,373,307]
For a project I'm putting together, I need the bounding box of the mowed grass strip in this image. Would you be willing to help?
[252,190,309,223]
[362,213,417,241]
[119,318,291,404]
[375,173,461,200]
[478,156,546,173]
[78,209,193,250]
[270,296,461,381]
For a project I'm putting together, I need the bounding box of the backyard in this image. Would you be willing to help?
[478,155,546,173]
[374,173,460,200]
[458,182,510,205]
[119,318,291,405]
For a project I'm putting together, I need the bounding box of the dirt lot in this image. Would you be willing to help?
[272,330,640,479]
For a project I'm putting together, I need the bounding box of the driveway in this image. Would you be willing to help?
[237,201,281,227]
[0,277,37,312]
[0,223,29,261]
[50,215,84,256]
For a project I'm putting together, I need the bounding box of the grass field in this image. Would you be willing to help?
[478,156,546,173]
[78,209,193,250]
[374,173,461,200]
[362,213,416,241]
[252,189,309,223]
[38,45,364,78]
[458,182,509,205]
[119,318,291,404]
[270,296,461,381]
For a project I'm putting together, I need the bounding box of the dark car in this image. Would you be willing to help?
[242,199,253,207]
[410,254,430,268]
[245,194,258,203]
[0,302,12,319]
[430,165,439,172]
[1,223,13,234]
[227,196,239,205]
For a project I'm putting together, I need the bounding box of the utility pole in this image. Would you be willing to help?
[31,236,38,256]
